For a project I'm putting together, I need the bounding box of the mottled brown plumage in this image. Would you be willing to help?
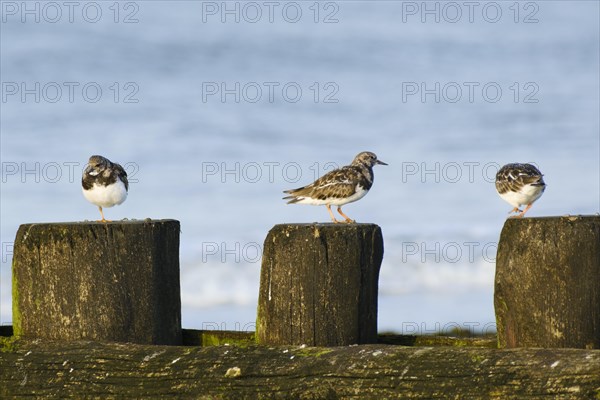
[283,152,387,223]
[285,167,370,203]
[82,156,129,192]
[495,163,545,218]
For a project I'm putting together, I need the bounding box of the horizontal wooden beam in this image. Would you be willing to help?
[1,337,598,398]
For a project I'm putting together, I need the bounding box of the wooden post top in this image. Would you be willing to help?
[17,219,179,227]
[505,215,600,219]
[268,223,382,234]
[501,215,600,224]
[272,222,381,226]
[15,220,181,241]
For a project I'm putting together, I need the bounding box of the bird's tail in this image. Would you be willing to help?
[282,187,305,204]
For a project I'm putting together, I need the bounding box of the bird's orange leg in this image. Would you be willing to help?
[517,204,533,218]
[507,207,523,218]
[98,206,110,223]
[326,204,340,223]
[337,206,355,223]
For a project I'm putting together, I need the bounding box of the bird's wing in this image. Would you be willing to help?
[284,167,360,200]
[496,164,544,193]
[113,163,129,191]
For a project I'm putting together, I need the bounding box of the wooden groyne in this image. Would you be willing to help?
[2,216,600,397]
[1,333,599,398]
[12,220,182,345]
[257,223,383,346]
[495,216,600,348]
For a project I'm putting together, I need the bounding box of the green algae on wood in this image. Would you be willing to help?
[12,220,182,345]
[495,215,600,348]
[182,329,255,347]
[1,338,599,398]
[0,335,18,353]
[378,334,497,348]
[11,259,22,337]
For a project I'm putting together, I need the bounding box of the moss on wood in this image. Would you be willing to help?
[12,220,182,345]
[1,338,598,398]
[182,329,255,347]
[495,216,600,348]
[257,223,384,346]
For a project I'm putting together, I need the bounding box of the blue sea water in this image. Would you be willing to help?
[1,1,599,334]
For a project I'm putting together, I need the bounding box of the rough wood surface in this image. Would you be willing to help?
[12,220,182,345]
[1,338,599,399]
[257,223,383,346]
[495,215,600,349]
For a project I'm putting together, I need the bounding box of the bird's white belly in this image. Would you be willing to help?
[83,181,128,208]
[296,185,368,206]
[499,185,543,208]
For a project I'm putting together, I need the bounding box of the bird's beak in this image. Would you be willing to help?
[376,160,388,166]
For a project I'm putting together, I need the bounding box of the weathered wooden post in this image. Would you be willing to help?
[12,220,182,345]
[494,216,600,348]
[257,223,383,346]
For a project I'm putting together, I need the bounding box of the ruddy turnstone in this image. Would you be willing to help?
[283,151,387,223]
[495,163,545,218]
[82,155,128,222]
